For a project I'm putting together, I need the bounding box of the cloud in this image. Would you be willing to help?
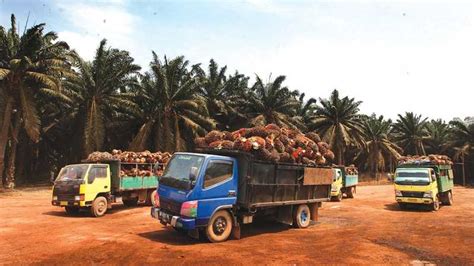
[55,1,146,65]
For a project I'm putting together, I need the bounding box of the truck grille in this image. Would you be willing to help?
[401,191,424,198]
[159,198,182,215]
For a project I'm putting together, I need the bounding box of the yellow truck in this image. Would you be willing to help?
[331,166,358,201]
[394,163,454,211]
[51,160,162,217]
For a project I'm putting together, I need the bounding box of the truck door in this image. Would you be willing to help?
[196,159,237,225]
[85,165,110,202]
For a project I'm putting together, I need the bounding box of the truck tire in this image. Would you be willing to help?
[444,191,453,206]
[346,187,355,198]
[206,210,233,243]
[65,206,80,215]
[91,196,108,217]
[431,196,440,211]
[335,192,343,202]
[123,198,138,207]
[150,190,158,207]
[293,204,311,228]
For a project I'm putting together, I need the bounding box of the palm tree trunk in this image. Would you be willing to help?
[5,111,21,188]
[173,114,182,152]
[461,153,466,186]
[0,97,14,187]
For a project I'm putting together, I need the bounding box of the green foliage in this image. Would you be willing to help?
[392,112,429,155]
[311,89,365,164]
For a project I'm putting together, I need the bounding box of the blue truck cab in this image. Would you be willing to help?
[151,150,333,242]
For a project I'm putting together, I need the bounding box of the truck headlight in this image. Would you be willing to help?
[395,190,402,197]
[423,191,433,198]
[74,195,85,201]
[53,196,58,201]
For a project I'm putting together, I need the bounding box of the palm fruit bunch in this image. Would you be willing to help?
[346,165,359,175]
[195,124,334,166]
[398,154,453,165]
[87,150,172,177]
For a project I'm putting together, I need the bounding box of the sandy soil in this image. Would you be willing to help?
[0,185,473,265]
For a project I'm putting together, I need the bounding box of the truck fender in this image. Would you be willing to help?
[209,205,234,221]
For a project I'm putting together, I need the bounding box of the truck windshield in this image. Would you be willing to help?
[57,165,89,181]
[394,170,431,185]
[160,154,204,190]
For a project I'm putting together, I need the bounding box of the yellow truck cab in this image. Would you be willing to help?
[394,163,454,211]
[331,166,358,201]
[52,160,161,217]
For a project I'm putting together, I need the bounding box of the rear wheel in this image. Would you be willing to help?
[123,198,138,207]
[346,187,355,198]
[293,204,311,228]
[150,190,158,207]
[91,196,108,217]
[65,206,80,215]
[206,210,233,243]
[431,196,440,211]
[444,191,453,206]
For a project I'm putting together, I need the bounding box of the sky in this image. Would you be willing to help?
[1,0,473,121]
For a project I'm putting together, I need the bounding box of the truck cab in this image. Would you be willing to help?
[331,168,344,201]
[52,164,111,216]
[394,165,454,211]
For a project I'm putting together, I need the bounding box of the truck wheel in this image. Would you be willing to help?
[91,196,108,217]
[293,204,311,228]
[445,191,453,206]
[336,192,343,202]
[431,196,440,211]
[65,206,80,215]
[346,187,355,198]
[150,190,158,206]
[206,210,233,243]
[123,198,138,207]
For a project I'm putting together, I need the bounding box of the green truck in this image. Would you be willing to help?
[52,160,162,217]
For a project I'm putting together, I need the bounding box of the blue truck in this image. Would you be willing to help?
[150,150,334,242]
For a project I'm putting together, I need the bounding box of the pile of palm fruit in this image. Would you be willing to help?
[195,124,334,166]
[85,150,172,177]
[398,154,453,165]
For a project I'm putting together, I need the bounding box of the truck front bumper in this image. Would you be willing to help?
[396,197,433,204]
[150,207,196,230]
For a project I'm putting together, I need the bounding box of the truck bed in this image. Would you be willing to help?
[344,174,358,187]
[197,149,333,209]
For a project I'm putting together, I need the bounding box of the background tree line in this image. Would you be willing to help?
[1,15,473,188]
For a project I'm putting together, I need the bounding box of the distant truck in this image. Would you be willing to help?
[52,160,163,217]
[331,166,358,201]
[150,150,333,242]
[394,163,454,211]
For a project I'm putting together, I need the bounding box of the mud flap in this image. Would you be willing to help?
[277,205,294,225]
[309,203,319,222]
[232,224,241,240]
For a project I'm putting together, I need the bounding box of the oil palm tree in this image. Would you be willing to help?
[357,114,402,175]
[63,39,141,156]
[425,119,450,154]
[0,14,72,187]
[195,59,248,130]
[311,89,364,165]
[239,75,301,128]
[294,92,317,131]
[448,120,474,185]
[392,112,429,155]
[129,52,215,152]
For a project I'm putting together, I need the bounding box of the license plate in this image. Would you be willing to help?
[407,198,417,202]
[60,201,68,206]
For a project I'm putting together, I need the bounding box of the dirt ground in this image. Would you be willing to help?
[1,185,473,265]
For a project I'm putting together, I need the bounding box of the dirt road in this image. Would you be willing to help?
[1,185,473,265]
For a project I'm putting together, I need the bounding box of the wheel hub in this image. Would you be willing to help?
[213,217,227,235]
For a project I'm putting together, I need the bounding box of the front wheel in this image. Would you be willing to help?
[431,196,440,211]
[206,210,233,243]
[91,196,108,217]
[293,204,311,228]
[65,206,80,215]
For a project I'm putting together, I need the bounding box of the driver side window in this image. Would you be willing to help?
[203,161,233,189]
[88,167,107,184]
